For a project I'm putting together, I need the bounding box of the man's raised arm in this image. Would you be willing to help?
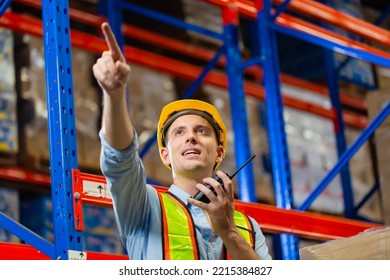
[92,22,133,150]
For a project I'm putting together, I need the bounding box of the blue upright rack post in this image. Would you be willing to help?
[0,0,57,258]
[222,3,256,202]
[319,0,355,220]
[42,0,83,259]
[323,48,355,218]
[256,0,298,259]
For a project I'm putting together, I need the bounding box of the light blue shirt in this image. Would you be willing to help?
[99,130,272,260]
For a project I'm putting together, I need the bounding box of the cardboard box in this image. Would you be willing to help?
[300,226,390,260]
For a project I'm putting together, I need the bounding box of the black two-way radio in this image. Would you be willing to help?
[192,155,256,203]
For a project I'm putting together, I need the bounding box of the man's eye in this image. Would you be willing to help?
[198,127,210,134]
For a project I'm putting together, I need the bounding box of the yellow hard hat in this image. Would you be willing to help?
[157,99,226,169]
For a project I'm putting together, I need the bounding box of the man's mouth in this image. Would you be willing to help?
[182,148,201,156]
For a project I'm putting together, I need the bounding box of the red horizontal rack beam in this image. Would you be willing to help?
[278,13,390,61]
[233,0,390,49]
[234,201,381,241]
[273,0,390,48]
[232,0,390,61]
[0,242,128,260]
[208,0,390,74]
[74,171,380,241]
[0,165,51,185]
[12,0,367,113]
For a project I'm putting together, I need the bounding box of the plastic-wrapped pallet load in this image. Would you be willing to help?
[0,27,18,156]
[300,226,390,260]
[20,35,101,171]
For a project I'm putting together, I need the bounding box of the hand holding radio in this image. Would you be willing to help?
[191,155,256,204]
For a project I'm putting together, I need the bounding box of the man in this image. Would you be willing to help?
[93,22,271,260]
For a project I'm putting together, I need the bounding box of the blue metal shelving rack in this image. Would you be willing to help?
[1,0,390,260]
[41,0,83,259]
[258,0,390,258]
[256,0,298,260]
[0,0,82,260]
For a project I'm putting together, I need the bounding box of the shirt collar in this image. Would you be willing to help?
[168,184,192,206]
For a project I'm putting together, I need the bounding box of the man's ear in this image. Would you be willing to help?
[215,145,225,164]
[160,147,171,166]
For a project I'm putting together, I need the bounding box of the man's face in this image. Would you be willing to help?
[161,114,224,175]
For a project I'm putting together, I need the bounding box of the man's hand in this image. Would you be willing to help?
[188,171,261,259]
[188,170,236,237]
[92,22,131,97]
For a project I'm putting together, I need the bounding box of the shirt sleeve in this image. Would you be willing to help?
[99,129,152,245]
[251,217,272,260]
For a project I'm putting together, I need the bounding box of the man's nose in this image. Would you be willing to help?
[186,133,197,144]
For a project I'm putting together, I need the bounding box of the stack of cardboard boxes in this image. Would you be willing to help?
[0,27,20,244]
[0,27,18,161]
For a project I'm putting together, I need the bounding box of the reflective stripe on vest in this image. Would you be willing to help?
[233,211,255,250]
[158,191,199,260]
[158,191,254,260]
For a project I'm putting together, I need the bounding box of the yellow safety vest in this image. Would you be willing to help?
[157,191,255,260]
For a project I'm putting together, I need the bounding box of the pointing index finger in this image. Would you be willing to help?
[101,22,125,62]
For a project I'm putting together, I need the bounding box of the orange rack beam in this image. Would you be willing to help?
[272,0,390,48]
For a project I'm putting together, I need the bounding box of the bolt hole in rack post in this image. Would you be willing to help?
[0,0,388,260]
